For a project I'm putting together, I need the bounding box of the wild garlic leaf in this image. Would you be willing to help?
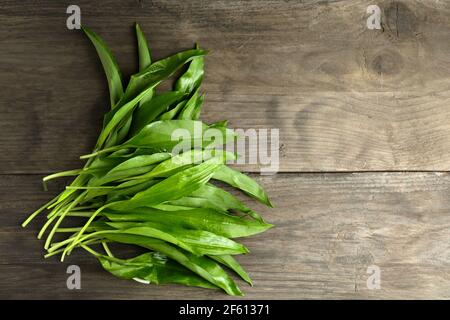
[98,51,206,149]
[106,221,248,256]
[175,45,204,94]
[135,23,152,72]
[98,252,217,289]
[191,184,264,222]
[95,84,157,149]
[89,164,155,187]
[103,207,272,238]
[213,165,273,207]
[157,100,187,120]
[82,27,124,108]
[106,179,159,203]
[109,158,222,210]
[191,95,204,120]
[121,49,206,105]
[107,148,157,159]
[87,156,124,171]
[113,114,134,146]
[108,153,170,173]
[99,233,242,296]
[135,23,153,107]
[121,120,221,152]
[127,149,235,181]
[152,204,194,211]
[177,89,198,119]
[167,197,227,213]
[178,90,205,120]
[83,154,168,187]
[114,226,199,254]
[130,91,185,136]
[209,254,252,286]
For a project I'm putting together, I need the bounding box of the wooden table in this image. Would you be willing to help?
[1,0,449,299]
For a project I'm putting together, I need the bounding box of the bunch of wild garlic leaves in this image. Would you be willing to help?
[22,24,273,296]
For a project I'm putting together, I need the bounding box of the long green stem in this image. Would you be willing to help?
[38,200,71,239]
[43,169,82,182]
[46,238,105,258]
[81,244,100,257]
[80,146,121,159]
[46,196,72,219]
[47,234,78,253]
[46,174,90,210]
[71,205,100,211]
[21,196,58,227]
[61,229,119,261]
[102,242,114,257]
[46,190,75,214]
[44,191,87,249]
[55,227,90,233]
[66,186,115,190]
[65,211,95,217]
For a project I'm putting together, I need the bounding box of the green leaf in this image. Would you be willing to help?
[174,47,204,94]
[107,148,156,159]
[106,179,159,203]
[108,153,170,175]
[82,26,123,108]
[90,153,171,186]
[83,153,171,187]
[103,207,272,238]
[209,255,252,285]
[94,84,158,150]
[167,197,227,213]
[157,100,186,120]
[135,23,153,107]
[109,158,222,210]
[176,89,197,120]
[135,23,152,71]
[127,149,235,181]
[106,222,248,255]
[120,120,231,153]
[121,49,207,105]
[191,184,264,222]
[152,204,193,211]
[113,114,134,146]
[97,252,217,289]
[89,165,155,187]
[97,50,206,149]
[99,233,242,295]
[88,156,124,171]
[170,228,247,255]
[191,95,204,120]
[178,90,205,120]
[111,226,199,254]
[130,91,185,135]
[213,165,272,207]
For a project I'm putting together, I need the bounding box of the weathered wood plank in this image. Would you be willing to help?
[2,1,450,172]
[1,173,449,299]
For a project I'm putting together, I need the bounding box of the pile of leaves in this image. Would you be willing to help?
[22,24,273,296]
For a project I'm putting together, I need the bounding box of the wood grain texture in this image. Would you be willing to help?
[2,0,450,172]
[1,0,450,301]
[1,173,449,299]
